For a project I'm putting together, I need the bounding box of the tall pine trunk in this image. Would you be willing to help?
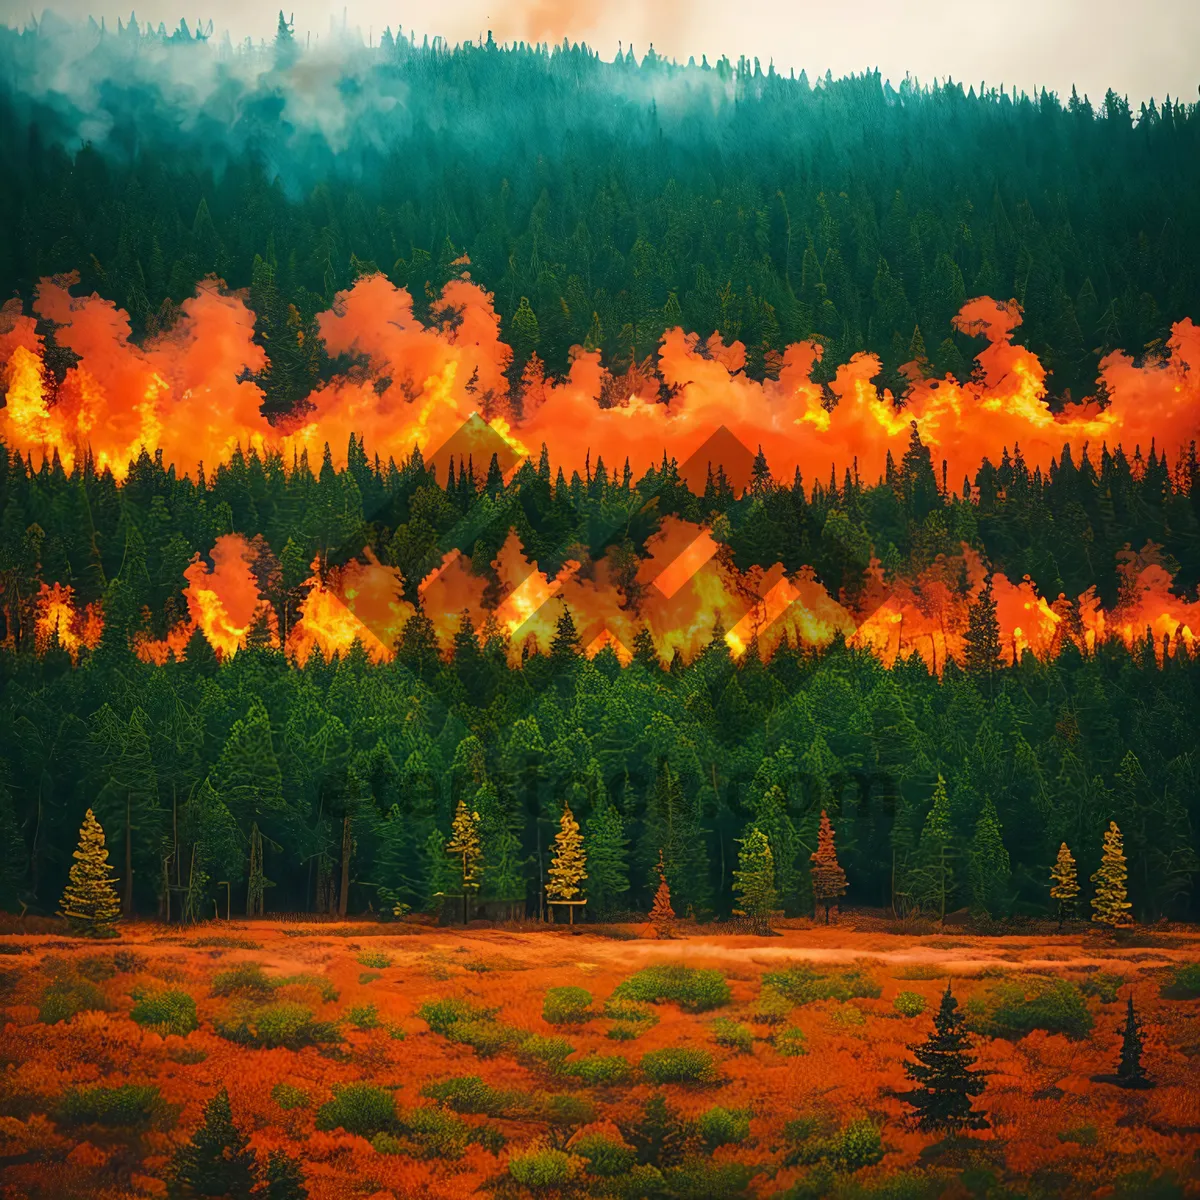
[124,793,134,916]
[338,816,352,917]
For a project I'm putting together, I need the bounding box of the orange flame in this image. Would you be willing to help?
[183,534,278,659]
[33,583,103,660]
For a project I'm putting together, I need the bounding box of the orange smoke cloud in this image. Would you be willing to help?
[3,275,1198,491]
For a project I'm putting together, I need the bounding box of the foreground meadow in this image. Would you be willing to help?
[2,920,1200,1199]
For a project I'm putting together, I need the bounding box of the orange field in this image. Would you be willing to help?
[2,919,1200,1199]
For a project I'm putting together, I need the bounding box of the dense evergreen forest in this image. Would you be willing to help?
[1,16,1199,930]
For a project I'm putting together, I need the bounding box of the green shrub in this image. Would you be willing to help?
[452,1019,527,1057]
[214,1001,342,1049]
[130,989,198,1036]
[418,996,496,1034]
[359,971,381,985]
[210,963,273,998]
[508,1146,580,1189]
[356,950,392,970]
[892,991,927,1017]
[607,1023,640,1041]
[603,995,660,1025]
[517,1034,575,1071]
[347,1003,380,1030]
[641,1047,718,1084]
[711,1017,754,1052]
[829,1005,866,1027]
[613,966,731,1012]
[470,1124,507,1154]
[113,950,144,973]
[401,1104,470,1158]
[774,1026,808,1056]
[543,985,593,1025]
[1057,1123,1099,1146]
[421,1075,529,1117]
[753,986,792,1024]
[54,1084,175,1130]
[661,1162,756,1199]
[274,973,339,1003]
[761,964,881,1006]
[1160,963,1200,1000]
[542,1093,597,1127]
[1080,973,1125,1004]
[271,1082,310,1110]
[38,976,109,1024]
[316,1083,397,1137]
[697,1105,751,1148]
[789,1118,884,1171]
[968,978,1093,1040]
[572,1131,636,1176]
[569,1053,631,1086]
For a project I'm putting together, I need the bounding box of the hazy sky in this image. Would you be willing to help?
[7,0,1200,104]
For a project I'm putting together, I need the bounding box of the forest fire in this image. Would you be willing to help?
[32,583,103,660]
[2,276,1199,491]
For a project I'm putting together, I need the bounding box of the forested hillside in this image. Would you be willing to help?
[1,16,1199,930]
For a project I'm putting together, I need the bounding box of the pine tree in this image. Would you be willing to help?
[59,809,121,937]
[168,1088,257,1200]
[546,802,588,922]
[584,797,629,918]
[914,776,955,921]
[963,575,1001,690]
[649,851,676,937]
[902,983,989,1132]
[262,1148,308,1200]
[969,796,1011,918]
[0,784,26,911]
[1115,993,1151,1088]
[446,798,483,924]
[810,809,848,924]
[1050,842,1080,928]
[732,825,776,934]
[1091,821,1134,927]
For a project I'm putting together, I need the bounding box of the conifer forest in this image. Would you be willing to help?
[2,11,1200,1200]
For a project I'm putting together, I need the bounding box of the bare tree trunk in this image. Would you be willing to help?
[338,816,352,917]
[124,793,134,916]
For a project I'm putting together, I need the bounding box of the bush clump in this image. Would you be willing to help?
[542,1093,597,1128]
[572,1131,637,1176]
[612,966,731,1013]
[347,1003,380,1030]
[774,1026,808,1057]
[214,1001,342,1049]
[753,986,792,1024]
[54,1084,176,1130]
[400,1105,470,1158]
[1160,963,1200,1000]
[788,1118,884,1171]
[130,988,199,1036]
[210,963,274,998]
[543,985,593,1025]
[517,1034,575,1071]
[967,978,1093,1040]
[273,973,339,1003]
[711,1017,754,1052]
[508,1145,580,1189]
[356,950,392,970]
[640,1047,718,1084]
[316,1083,397,1137]
[892,990,927,1017]
[1058,1123,1099,1146]
[697,1105,751,1148]
[38,976,109,1024]
[271,1082,310,1110]
[1080,973,1125,1004]
[418,996,497,1034]
[761,963,881,1005]
[568,1053,631,1086]
[421,1075,530,1118]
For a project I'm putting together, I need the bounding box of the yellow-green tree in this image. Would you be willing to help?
[1091,822,1133,927]
[1050,841,1079,927]
[59,809,121,937]
[733,825,776,934]
[446,798,483,925]
[546,803,587,923]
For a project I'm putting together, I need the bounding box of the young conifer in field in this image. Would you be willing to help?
[649,851,676,937]
[811,809,848,924]
[902,982,989,1133]
[1116,992,1151,1088]
[1050,841,1080,928]
[733,825,776,934]
[446,798,483,924]
[547,802,588,923]
[59,809,121,938]
[1091,822,1133,927]
[168,1088,257,1199]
